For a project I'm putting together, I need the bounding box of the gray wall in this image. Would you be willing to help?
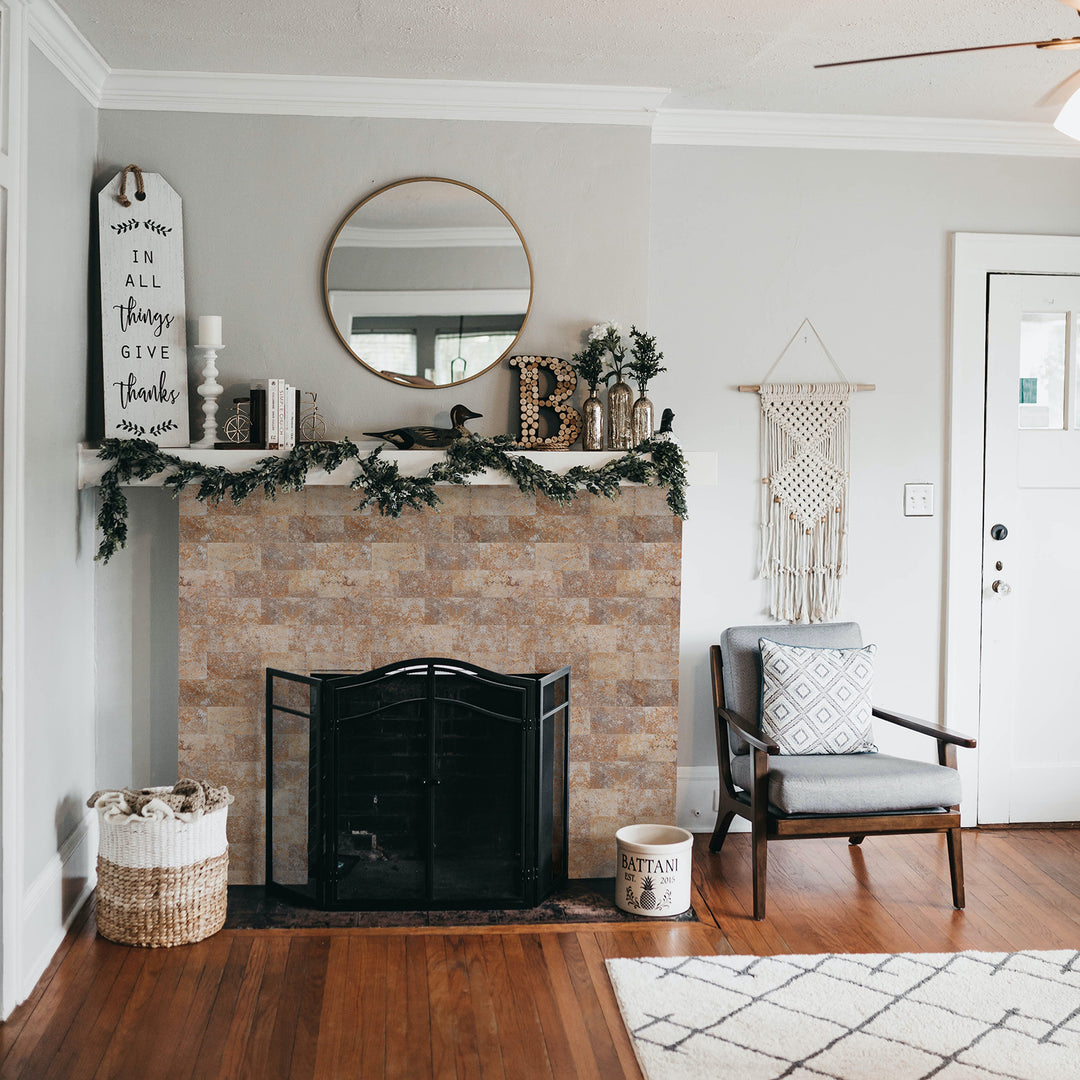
[96,114,652,440]
[650,145,1080,766]
[93,489,179,789]
[92,109,653,789]
[91,108,1080,792]
[22,46,98,908]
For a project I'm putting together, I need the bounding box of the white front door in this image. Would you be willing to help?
[980,273,1080,823]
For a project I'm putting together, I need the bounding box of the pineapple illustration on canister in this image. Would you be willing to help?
[639,875,657,911]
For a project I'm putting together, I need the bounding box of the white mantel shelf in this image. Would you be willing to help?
[77,445,719,489]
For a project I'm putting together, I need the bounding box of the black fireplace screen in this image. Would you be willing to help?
[265,658,569,910]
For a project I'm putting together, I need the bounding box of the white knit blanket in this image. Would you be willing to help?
[88,779,233,824]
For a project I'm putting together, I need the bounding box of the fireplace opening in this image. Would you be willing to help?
[266,658,569,910]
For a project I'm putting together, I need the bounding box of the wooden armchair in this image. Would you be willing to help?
[710,623,976,921]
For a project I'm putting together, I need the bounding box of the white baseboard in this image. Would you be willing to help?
[19,810,97,1003]
[676,765,749,834]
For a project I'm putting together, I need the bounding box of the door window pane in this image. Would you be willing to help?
[1018,313,1066,429]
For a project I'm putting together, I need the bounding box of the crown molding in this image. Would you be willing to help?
[98,70,670,125]
[22,3,1080,156]
[652,108,1080,157]
[25,0,108,107]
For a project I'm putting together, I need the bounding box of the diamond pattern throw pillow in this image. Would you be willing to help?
[759,638,877,755]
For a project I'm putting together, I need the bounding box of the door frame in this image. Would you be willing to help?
[947,233,1080,825]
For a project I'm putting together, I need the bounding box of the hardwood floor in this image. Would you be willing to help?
[3,828,1080,1078]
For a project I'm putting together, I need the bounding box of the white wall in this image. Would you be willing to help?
[651,145,1080,773]
[18,44,99,999]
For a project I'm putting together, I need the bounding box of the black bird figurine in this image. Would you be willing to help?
[363,404,483,450]
[656,408,676,440]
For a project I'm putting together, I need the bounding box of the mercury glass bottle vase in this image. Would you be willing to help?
[582,390,604,450]
[631,394,654,446]
[607,377,633,450]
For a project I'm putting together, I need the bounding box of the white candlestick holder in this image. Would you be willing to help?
[191,345,224,448]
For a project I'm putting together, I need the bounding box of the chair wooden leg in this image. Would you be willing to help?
[848,834,865,846]
[947,827,965,909]
[751,821,767,921]
[709,811,736,853]
[749,746,769,920]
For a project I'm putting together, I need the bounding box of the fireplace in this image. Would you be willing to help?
[266,658,570,909]
[177,484,683,881]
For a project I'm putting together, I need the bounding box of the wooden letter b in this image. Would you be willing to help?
[509,355,582,449]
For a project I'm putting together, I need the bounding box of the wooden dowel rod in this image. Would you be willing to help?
[737,383,876,392]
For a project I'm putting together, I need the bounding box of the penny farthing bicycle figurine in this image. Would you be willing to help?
[223,397,253,444]
[299,392,327,443]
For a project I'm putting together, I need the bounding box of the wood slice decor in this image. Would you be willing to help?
[98,167,190,446]
[509,355,582,450]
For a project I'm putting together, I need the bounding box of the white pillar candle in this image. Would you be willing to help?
[197,315,223,349]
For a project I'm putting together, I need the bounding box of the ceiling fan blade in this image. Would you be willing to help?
[815,39,1078,69]
[1038,65,1080,106]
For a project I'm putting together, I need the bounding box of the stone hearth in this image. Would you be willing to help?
[177,484,682,882]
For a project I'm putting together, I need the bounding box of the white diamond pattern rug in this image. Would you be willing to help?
[606,951,1080,1080]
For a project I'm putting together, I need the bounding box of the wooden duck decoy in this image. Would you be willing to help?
[654,408,677,443]
[363,404,482,450]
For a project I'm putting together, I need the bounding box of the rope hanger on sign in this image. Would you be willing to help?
[115,164,147,208]
[743,318,873,623]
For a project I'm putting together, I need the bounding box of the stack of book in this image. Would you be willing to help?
[218,378,302,449]
[253,379,302,449]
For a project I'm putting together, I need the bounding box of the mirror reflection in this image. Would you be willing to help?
[324,178,533,388]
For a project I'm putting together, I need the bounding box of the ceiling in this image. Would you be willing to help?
[54,0,1080,122]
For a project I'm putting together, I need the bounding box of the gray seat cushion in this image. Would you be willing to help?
[720,623,863,754]
[729,752,961,816]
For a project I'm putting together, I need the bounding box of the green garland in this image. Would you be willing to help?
[94,434,689,563]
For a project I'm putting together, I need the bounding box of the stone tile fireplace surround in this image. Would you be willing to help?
[176,483,683,883]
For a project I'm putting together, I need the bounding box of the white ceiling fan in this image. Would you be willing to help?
[815,0,1080,138]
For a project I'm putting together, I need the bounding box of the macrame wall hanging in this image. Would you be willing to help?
[739,319,875,623]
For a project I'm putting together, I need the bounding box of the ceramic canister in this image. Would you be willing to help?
[614,824,693,917]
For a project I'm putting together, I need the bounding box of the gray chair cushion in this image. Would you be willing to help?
[720,623,863,754]
[729,752,961,816]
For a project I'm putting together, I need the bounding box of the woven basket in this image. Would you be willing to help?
[95,800,229,947]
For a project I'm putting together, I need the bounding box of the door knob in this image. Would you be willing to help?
[992,580,1012,595]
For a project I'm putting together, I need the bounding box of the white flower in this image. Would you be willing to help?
[589,321,621,342]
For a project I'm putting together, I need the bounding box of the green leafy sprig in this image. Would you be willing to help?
[93,434,689,562]
[627,325,667,396]
[569,339,606,396]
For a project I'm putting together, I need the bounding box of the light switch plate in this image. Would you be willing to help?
[904,483,934,517]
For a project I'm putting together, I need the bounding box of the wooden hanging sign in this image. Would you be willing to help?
[98,167,190,445]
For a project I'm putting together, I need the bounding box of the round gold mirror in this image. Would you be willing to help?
[323,177,533,388]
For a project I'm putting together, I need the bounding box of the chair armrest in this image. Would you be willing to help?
[719,707,779,754]
[873,706,976,748]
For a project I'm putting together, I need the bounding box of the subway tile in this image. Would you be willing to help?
[616,679,679,708]
[288,516,346,542]
[207,542,262,571]
[453,516,510,542]
[315,542,372,570]
[371,542,426,572]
